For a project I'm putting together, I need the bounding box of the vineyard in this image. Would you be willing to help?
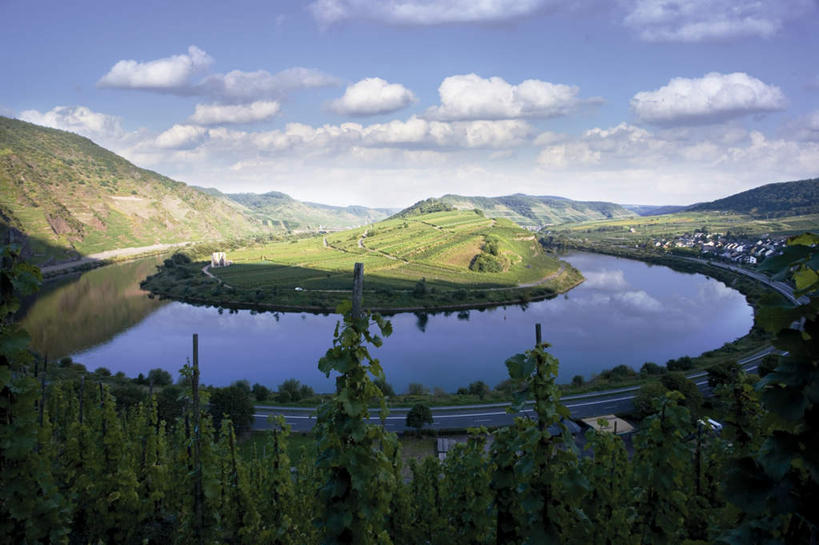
[3,237,819,544]
[142,210,583,311]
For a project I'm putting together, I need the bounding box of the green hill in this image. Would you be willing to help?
[143,209,583,311]
[198,188,396,231]
[687,178,819,217]
[436,193,636,226]
[0,116,265,264]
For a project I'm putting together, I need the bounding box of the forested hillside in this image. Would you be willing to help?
[687,178,819,217]
[439,193,636,226]
[0,117,264,264]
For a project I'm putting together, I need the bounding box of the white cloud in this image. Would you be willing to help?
[330,78,417,116]
[582,269,630,291]
[98,47,338,103]
[631,72,786,125]
[613,290,663,312]
[197,67,339,102]
[309,0,550,26]
[785,111,819,142]
[621,0,815,42]
[154,125,209,149]
[189,101,281,125]
[425,74,590,121]
[97,45,212,90]
[19,105,125,141]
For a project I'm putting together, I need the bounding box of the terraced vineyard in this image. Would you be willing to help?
[143,210,583,311]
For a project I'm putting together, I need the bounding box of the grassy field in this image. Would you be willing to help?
[142,210,583,311]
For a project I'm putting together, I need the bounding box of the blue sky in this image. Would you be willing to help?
[2,0,818,207]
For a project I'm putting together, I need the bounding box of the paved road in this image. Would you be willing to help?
[41,241,191,275]
[252,257,796,433]
[252,345,777,433]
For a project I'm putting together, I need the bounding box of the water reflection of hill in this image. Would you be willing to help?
[21,257,167,359]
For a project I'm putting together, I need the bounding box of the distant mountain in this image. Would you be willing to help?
[430,193,636,226]
[0,116,264,264]
[621,204,686,216]
[199,188,396,230]
[686,178,819,217]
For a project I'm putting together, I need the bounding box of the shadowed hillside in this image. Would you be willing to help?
[0,116,265,264]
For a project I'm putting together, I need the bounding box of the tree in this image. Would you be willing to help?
[405,404,433,434]
[633,381,668,419]
[209,384,254,433]
[147,368,172,386]
[468,380,490,399]
[660,372,702,415]
[407,382,427,395]
[251,382,271,401]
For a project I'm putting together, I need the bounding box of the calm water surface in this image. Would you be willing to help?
[22,252,753,392]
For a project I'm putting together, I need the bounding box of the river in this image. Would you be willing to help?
[20,252,753,392]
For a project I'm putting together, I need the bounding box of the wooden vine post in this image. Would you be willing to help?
[352,262,363,320]
[192,333,204,545]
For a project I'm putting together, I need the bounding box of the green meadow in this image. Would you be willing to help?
[143,210,583,311]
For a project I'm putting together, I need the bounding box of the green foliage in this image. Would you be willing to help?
[722,233,819,543]
[314,305,398,545]
[632,392,694,544]
[470,252,503,273]
[640,361,666,376]
[688,178,819,217]
[405,404,433,433]
[667,355,694,371]
[209,383,255,433]
[251,382,271,401]
[393,197,455,218]
[277,378,314,402]
[504,333,587,543]
[633,381,669,419]
[0,242,69,543]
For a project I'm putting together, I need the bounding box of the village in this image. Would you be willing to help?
[650,231,786,265]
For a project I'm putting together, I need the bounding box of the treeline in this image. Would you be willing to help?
[2,236,818,544]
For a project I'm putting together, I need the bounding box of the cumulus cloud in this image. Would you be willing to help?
[309,0,550,26]
[97,46,212,90]
[631,72,786,125]
[785,111,819,142]
[621,0,815,42]
[197,67,339,102]
[98,46,338,102]
[205,116,532,153]
[613,290,663,312]
[329,78,417,116]
[154,125,209,150]
[19,105,125,141]
[425,74,591,121]
[582,269,630,291]
[189,101,281,125]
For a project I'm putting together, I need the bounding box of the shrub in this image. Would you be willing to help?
[633,381,669,419]
[571,375,584,387]
[640,362,666,376]
[209,384,254,433]
[251,383,271,401]
[407,383,427,396]
[666,356,694,371]
[406,404,433,434]
[374,378,395,397]
[147,368,172,386]
[468,380,490,399]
